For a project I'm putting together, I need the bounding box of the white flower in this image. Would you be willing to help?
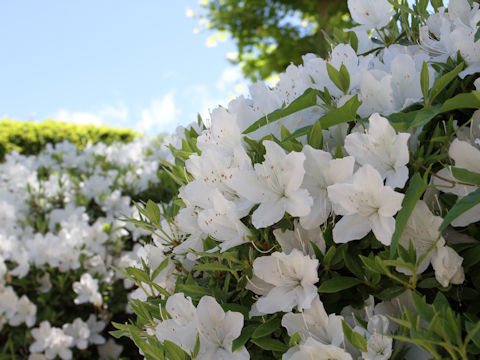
[86,314,106,345]
[357,315,393,360]
[433,139,480,226]
[345,113,410,188]
[72,273,102,307]
[231,140,313,228]
[30,321,74,360]
[348,0,393,30]
[98,338,123,360]
[282,295,344,346]
[363,333,393,360]
[299,145,355,229]
[196,296,249,360]
[9,294,36,327]
[247,249,319,316]
[273,220,326,257]
[431,246,465,287]
[197,189,252,251]
[327,164,405,245]
[397,200,445,275]
[283,337,353,360]
[63,318,90,350]
[155,293,198,354]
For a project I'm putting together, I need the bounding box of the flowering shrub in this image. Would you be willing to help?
[0,136,179,359]
[115,0,480,359]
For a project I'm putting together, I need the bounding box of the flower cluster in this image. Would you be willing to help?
[0,136,179,358]
[118,1,480,359]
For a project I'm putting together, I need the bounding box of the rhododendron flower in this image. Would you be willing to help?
[63,318,90,350]
[327,164,404,245]
[273,220,326,256]
[433,139,480,226]
[282,295,344,346]
[30,321,74,360]
[196,296,249,360]
[345,113,410,189]
[432,246,465,287]
[348,0,393,29]
[155,293,197,354]
[356,315,393,360]
[231,140,313,228]
[197,189,252,251]
[397,200,445,275]
[300,145,355,229]
[72,273,102,307]
[283,337,353,360]
[247,249,319,316]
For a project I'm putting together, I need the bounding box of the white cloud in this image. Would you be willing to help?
[53,103,129,127]
[136,91,180,134]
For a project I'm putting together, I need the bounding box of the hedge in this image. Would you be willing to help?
[0,118,139,160]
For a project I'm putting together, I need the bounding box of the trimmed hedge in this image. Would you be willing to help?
[0,118,139,159]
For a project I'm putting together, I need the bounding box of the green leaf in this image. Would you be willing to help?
[151,258,169,282]
[251,337,288,352]
[164,340,186,360]
[411,292,434,322]
[420,62,429,103]
[307,119,323,149]
[376,286,406,301]
[390,173,427,258]
[318,95,361,129]
[243,88,320,134]
[192,262,238,273]
[451,167,480,186]
[342,321,367,352]
[430,63,464,103]
[177,284,211,296]
[439,188,480,231]
[440,91,480,113]
[232,325,256,352]
[126,266,151,284]
[326,63,350,94]
[281,125,311,144]
[130,331,165,360]
[410,105,442,128]
[317,276,363,293]
[252,317,282,338]
[463,244,480,268]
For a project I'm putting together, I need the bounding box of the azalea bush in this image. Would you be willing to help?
[0,136,180,359]
[114,0,480,359]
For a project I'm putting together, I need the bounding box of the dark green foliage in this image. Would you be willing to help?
[199,0,351,81]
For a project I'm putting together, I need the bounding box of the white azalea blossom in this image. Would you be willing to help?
[155,293,198,354]
[345,113,410,188]
[247,249,319,315]
[396,200,445,275]
[196,296,249,360]
[283,337,353,360]
[327,164,404,245]
[197,189,252,251]
[231,140,313,228]
[299,145,355,229]
[348,0,393,30]
[72,273,102,307]
[431,246,465,287]
[273,220,326,256]
[433,139,480,226]
[282,295,344,346]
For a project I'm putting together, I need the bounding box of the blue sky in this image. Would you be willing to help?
[0,1,248,135]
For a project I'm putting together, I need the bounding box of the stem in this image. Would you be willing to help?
[411,158,477,187]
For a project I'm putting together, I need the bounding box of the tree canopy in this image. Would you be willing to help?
[198,0,351,82]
